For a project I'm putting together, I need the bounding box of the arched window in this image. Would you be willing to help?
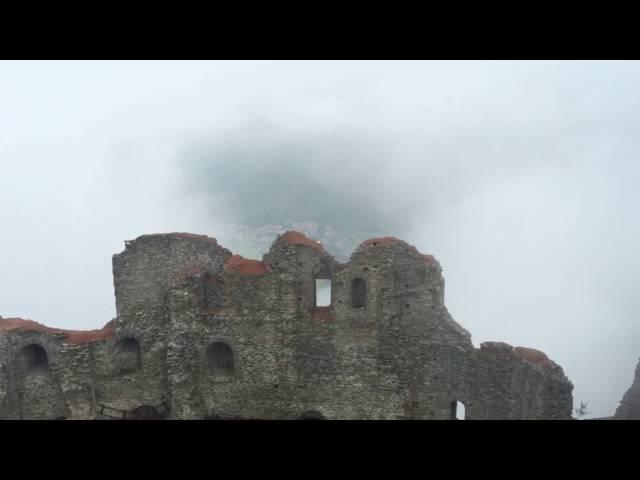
[112,338,141,374]
[451,400,466,420]
[351,278,367,308]
[207,342,235,379]
[299,410,325,420]
[126,405,162,420]
[20,344,48,371]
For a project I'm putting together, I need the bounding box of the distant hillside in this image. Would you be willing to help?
[225,221,384,262]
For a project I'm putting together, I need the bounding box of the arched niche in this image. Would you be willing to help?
[20,344,49,372]
[207,341,235,380]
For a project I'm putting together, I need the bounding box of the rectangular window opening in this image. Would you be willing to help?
[452,401,466,420]
[314,279,332,307]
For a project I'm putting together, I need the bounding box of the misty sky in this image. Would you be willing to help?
[2,60,640,418]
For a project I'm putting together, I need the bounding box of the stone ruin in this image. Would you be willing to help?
[614,357,640,419]
[0,231,574,419]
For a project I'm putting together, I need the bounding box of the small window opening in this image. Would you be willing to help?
[112,338,142,374]
[204,278,219,308]
[351,278,367,308]
[314,279,331,307]
[20,344,49,371]
[208,342,235,379]
[451,401,466,420]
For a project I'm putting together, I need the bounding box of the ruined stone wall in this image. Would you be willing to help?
[113,232,232,318]
[100,233,232,416]
[614,357,640,419]
[0,231,573,419]
[0,334,18,419]
[166,234,571,420]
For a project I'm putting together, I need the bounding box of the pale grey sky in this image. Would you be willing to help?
[1,60,639,418]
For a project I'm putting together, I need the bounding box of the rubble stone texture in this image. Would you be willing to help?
[0,231,573,419]
[614,358,640,419]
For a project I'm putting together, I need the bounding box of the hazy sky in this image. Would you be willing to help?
[1,60,639,418]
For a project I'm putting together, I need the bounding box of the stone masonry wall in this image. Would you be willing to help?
[0,231,573,419]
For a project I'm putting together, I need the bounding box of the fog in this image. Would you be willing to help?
[1,60,639,418]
